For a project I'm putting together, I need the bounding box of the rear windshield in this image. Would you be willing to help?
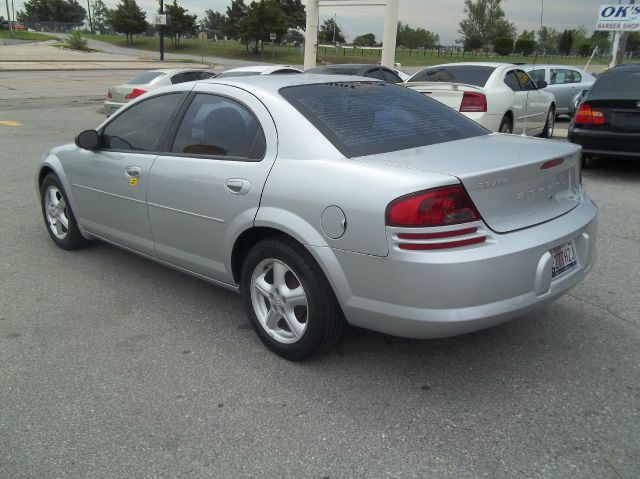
[216,71,261,78]
[126,71,165,85]
[589,67,640,99]
[280,82,488,158]
[409,65,496,86]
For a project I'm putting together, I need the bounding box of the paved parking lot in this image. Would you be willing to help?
[1,70,639,478]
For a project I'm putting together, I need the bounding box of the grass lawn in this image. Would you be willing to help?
[87,34,609,68]
[0,30,56,41]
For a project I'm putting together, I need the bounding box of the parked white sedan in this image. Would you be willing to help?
[405,62,556,137]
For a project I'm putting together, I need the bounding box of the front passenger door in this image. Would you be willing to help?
[69,92,185,254]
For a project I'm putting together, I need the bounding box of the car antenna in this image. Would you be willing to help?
[522,0,544,136]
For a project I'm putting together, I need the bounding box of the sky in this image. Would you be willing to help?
[5,0,608,45]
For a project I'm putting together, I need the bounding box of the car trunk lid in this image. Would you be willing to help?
[403,82,485,111]
[356,134,583,233]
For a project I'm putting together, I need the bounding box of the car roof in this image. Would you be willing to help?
[519,64,587,70]
[423,62,515,69]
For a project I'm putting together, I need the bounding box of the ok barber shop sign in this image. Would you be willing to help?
[597,4,640,31]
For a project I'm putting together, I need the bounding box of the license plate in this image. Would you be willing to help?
[551,241,577,279]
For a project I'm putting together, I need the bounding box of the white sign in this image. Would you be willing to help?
[151,14,169,26]
[269,33,276,41]
[596,4,640,31]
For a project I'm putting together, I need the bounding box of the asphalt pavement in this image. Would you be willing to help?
[0,69,639,479]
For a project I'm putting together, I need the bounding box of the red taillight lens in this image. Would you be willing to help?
[574,103,604,125]
[459,92,487,112]
[107,89,112,99]
[386,185,481,227]
[125,88,147,99]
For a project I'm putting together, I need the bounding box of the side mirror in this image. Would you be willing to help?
[536,80,548,89]
[75,130,99,150]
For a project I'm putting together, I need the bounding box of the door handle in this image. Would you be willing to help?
[225,179,250,196]
[125,166,141,178]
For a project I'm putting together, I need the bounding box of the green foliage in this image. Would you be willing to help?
[222,0,248,40]
[589,31,611,53]
[353,33,376,47]
[278,0,306,31]
[284,28,304,44]
[537,26,560,53]
[515,38,536,56]
[518,30,535,42]
[65,29,88,50]
[396,21,439,49]
[109,0,147,45]
[240,0,288,52]
[319,18,345,44]
[201,10,227,33]
[570,25,588,52]
[89,0,110,34]
[494,36,514,55]
[458,0,515,51]
[165,0,197,47]
[627,32,640,53]
[558,29,573,55]
[18,0,86,23]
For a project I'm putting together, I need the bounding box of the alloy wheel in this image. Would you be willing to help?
[250,258,309,344]
[44,185,69,240]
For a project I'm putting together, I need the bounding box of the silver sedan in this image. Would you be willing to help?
[524,64,596,116]
[36,75,598,360]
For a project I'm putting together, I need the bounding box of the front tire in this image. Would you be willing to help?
[241,237,343,360]
[40,173,87,250]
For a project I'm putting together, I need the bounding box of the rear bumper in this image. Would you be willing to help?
[103,100,125,116]
[313,197,598,339]
[568,127,640,158]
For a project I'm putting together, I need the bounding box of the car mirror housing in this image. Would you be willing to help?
[75,130,99,150]
[536,80,548,89]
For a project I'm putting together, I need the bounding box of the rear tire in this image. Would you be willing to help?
[240,237,344,360]
[541,106,556,139]
[499,115,513,134]
[40,173,87,250]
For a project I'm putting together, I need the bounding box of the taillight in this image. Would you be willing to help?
[107,89,112,99]
[574,103,604,125]
[386,185,481,227]
[125,88,147,100]
[459,92,487,112]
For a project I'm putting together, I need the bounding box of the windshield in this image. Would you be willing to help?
[280,82,488,158]
[409,65,496,86]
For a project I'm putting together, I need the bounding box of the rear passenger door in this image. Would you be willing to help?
[146,85,278,284]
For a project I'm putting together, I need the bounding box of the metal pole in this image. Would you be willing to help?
[159,0,164,61]
[381,0,399,67]
[10,0,15,35]
[332,12,335,44]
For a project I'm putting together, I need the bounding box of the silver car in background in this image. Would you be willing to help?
[524,64,596,116]
[104,68,217,116]
[37,75,598,360]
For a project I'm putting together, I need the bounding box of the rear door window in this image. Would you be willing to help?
[280,82,487,158]
[551,69,581,84]
[529,69,546,82]
[504,71,521,91]
[171,93,266,160]
[515,70,536,91]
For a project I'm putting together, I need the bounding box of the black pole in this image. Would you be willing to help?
[86,0,93,33]
[159,0,164,60]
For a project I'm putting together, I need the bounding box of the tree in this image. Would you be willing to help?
[518,29,535,41]
[396,21,439,50]
[514,29,536,55]
[278,0,305,31]
[284,28,304,44]
[90,0,110,34]
[201,9,226,34]
[570,25,588,53]
[165,0,197,47]
[353,33,376,47]
[319,17,345,44]
[222,0,248,40]
[558,29,573,55]
[240,0,287,53]
[537,26,560,53]
[589,31,611,53]
[458,0,515,51]
[18,0,86,23]
[108,0,147,45]
[627,32,640,54]
[494,37,513,55]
